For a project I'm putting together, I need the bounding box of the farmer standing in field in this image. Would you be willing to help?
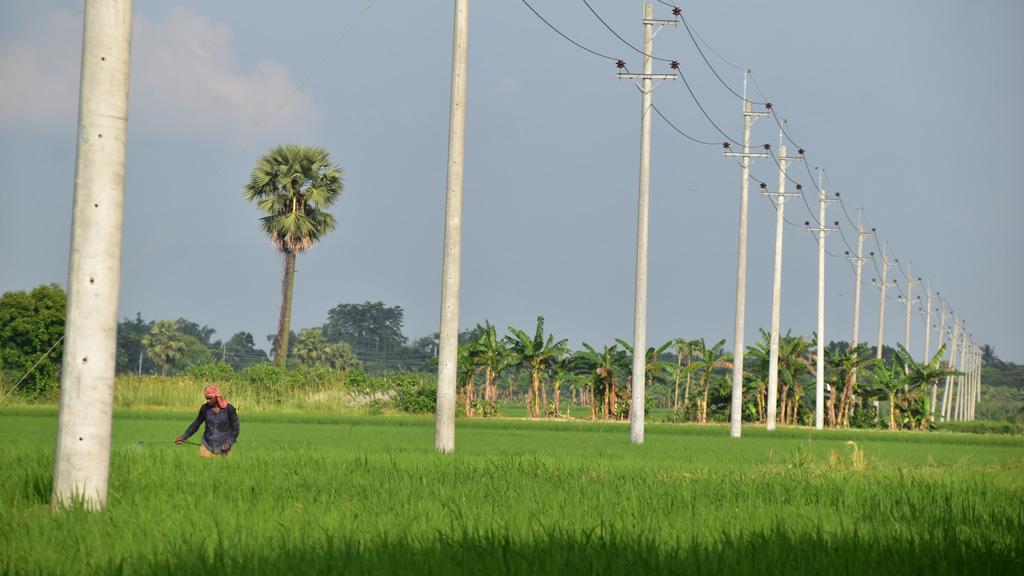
[175,386,240,457]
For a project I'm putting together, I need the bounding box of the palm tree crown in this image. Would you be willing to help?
[244,144,344,254]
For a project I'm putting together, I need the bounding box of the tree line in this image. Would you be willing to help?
[3,283,1021,427]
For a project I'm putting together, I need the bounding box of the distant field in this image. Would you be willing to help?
[1,407,1022,575]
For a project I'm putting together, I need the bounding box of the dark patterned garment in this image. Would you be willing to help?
[181,404,240,454]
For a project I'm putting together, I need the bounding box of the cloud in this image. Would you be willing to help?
[0,9,81,128]
[131,6,320,140]
[0,5,320,141]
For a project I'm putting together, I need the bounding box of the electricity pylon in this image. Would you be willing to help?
[760,127,801,431]
[616,1,678,445]
[804,168,837,430]
[722,72,769,439]
[872,242,896,359]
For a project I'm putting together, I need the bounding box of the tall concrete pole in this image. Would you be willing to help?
[435,0,470,454]
[874,243,893,359]
[922,286,933,362]
[52,0,134,510]
[941,318,959,420]
[931,300,946,416]
[618,3,677,445]
[724,74,768,439]
[955,330,968,421]
[762,134,800,431]
[970,343,979,421]
[809,169,836,430]
[900,265,915,352]
[628,2,655,445]
[846,210,872,417]
[849,211,871,350]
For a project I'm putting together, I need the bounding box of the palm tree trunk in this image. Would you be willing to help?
[888,393,897,430]
[701,385,710,424]
[780,384,789,424]
[554,381,561,416]
[273,251,296,365]
[757,382,765,422]
[827,386,837,428]
[673,372,680,411]
[541,375,548,416]
[610,379,618,419]
[682,373,692,417]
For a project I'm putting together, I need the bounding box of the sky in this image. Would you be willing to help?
[1,0,1022,363]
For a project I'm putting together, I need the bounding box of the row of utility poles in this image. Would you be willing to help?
[436,1,983,451]
[52,0,984,510]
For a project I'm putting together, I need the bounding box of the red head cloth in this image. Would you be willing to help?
[203,386,228,409]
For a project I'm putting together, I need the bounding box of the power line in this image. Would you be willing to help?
[519,0,621,61]
[766,148,818,225]
[673,68,744,146]
[580,0,675,63]
[678,14,767,105]
[650,104,721,146]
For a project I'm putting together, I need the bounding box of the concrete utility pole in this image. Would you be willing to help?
[617,2,677,445]
[805,168,837,430]
[930,299,946,416]
[941,317,960,420]
[921,284,933,362]
[435,0,470,454]
[723,72,769,439]
[970,342,979,421]
[955,329,968,421]
[897,264,918,353]
[52,0,134,511]
[873,242,895,359]
[846,209,874,405]
[761,130,801,431]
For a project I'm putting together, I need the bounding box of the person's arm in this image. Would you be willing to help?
[177,406,205,442]
[225,405,240,447]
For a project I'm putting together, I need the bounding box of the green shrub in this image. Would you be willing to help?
[393,377,437,414]
[185,363,236,382]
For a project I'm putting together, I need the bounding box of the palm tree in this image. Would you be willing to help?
[615,338,673,419]
[670,339,696,411]
[776,333,814,425]
[866,358,906,430]
[823,342,875,428]
[244,145,344,365]
[688,339,732,424]
[142,320,185,376]
[469,321,515,416]
[574,343,629,419]
[895,343,957,429]
[457,343,482,416]
[506,316,568,418]
[293,328,330,366]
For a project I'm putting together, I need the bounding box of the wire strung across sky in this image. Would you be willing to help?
[515,0,953,331]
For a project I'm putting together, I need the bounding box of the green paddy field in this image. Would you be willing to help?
[1,407,1022,575]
